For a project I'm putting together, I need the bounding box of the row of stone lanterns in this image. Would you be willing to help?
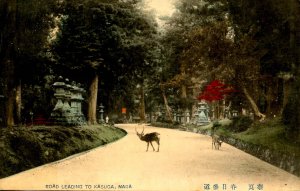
[173,110,190,124]
[158,101,211,125]
[49,76,86,126]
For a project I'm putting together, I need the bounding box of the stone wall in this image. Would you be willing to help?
[222,136,300,177]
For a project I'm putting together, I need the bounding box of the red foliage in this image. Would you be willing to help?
[197,80,235,102]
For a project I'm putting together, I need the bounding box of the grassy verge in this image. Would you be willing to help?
[151,122,182,129]
[0,125,127,178]
[223,118,300,158]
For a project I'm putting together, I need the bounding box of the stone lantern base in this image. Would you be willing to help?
[49,109,87,126]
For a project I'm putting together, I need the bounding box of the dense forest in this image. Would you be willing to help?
[0,0,300,139]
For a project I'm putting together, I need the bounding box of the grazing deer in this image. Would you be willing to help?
[212,134,223,150]
[135,126,160,152]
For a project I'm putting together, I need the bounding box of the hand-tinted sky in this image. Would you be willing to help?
[145,0,176,17]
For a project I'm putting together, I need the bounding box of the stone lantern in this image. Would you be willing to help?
[70,81,79,115]
[176,108,181,122]
[224,107,229,119]
[98,103,104,123]
[195,101,210,125]
[50,76,86,126]
[232,110,238,117]
[186,110,190,124]
[173,111,177,122]
[50,76,67,125]
[70,82,86,125]
[52,76,65,112]
[62,78,72,112]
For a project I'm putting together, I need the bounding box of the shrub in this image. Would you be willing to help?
[211,121,222,133]
[228,116,253,132]
[282,95,300,140]
[156,116,172,123]
[151,122,179,129]
[9,132,44,166]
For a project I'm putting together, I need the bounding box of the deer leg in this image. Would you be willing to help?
[150,142,155,151]
[156,140,160,152]
[217,141,221,150]
[146,142,149,152]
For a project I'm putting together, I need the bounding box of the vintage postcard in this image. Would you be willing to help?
[0,0,300,191]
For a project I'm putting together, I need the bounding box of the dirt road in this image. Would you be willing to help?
[0,124,300,191]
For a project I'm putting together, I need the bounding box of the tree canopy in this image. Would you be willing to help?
[52,0,161,122]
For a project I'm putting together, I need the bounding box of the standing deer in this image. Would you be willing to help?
[211,123,223,150]
[135,126,160,152]
[211,134,223,150]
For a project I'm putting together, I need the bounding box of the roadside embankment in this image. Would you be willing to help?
[0,125,127,178]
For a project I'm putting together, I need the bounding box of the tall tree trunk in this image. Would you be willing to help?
[161,87,173,122]
[3,60,16,128]
[265,85,273,116]
[264,78,282,117]
[5,82,15,128]
[88,74,98,125]
[181,85,187,99]
[139,84,146,121]
[215,101,220,119]
[1,0,17,127]
[242,86,266,121]
[15,79,21,125]
[283,78,292,110]
[220,99,225,119]
[180,84,188,123]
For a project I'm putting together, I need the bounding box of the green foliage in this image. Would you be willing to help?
[151,122,180,129]
[211,120,222,134]
[0,0,60,125]
[9,132,44,166]
[281,0,300,141]
[0,0,58,55]
[282,84,300,139]
[212,120,221,128]
[226,0,292,76]
[54,0,159,77]
[159,0,227,111]
[155,115,173,124]
[0,0,59,75]
[0,125,126,178]
[235,118,300,156]
[227,116,254,132]
[162,0,298,122]
[53,0,161,114]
